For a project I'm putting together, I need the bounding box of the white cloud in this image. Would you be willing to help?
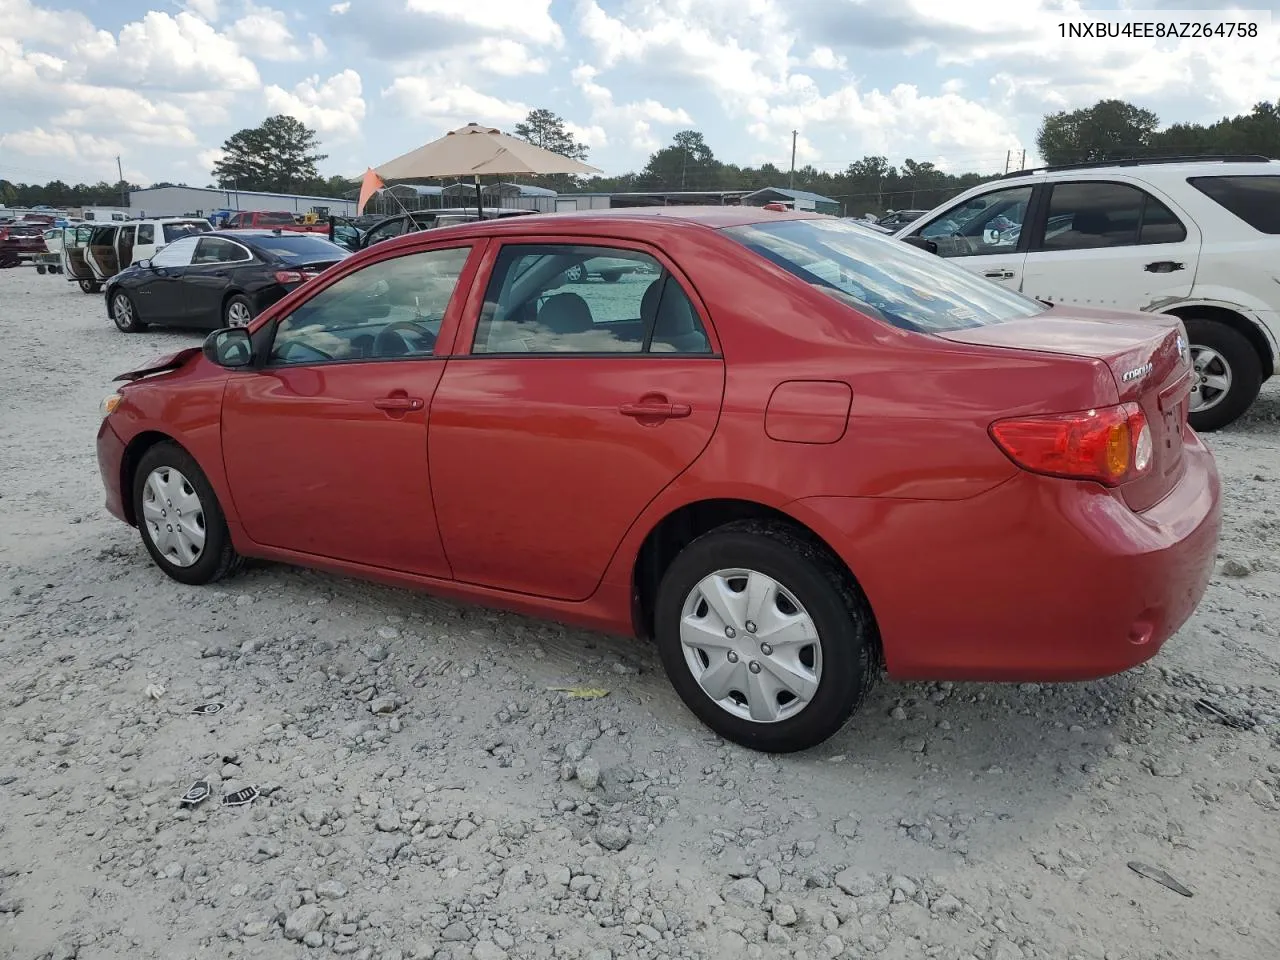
[74,12,261,93]
[183,0,221,21]
[227,4,327,62]
[803,47,846,71]
[265,70,366,140]
[571,64,694,152]
[0,126,123,163]
[0,0,95,46]
[404,0,564,47]
[382,76,530,126]
[330,1,350,11]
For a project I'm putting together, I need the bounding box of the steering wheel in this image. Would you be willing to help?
[373,320,437,357]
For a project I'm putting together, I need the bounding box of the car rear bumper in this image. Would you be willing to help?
[97,417,129,524]
[791,429,1222,682]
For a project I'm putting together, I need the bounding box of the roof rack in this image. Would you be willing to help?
[998,154,1275,180]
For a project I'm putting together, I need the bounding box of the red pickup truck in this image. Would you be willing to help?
[219,211,328,233]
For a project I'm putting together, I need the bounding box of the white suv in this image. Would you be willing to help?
[894,156,1280,431]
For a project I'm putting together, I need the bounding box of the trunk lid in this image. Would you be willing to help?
[939,307,1191,511]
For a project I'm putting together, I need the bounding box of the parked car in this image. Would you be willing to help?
[876,209,930,230]
[220,210,328,233]
[0,220,48,267]
[95,207,1221,753]
[330,207,536,252]
[895,156,1280,431]
[75,218,213,292]
[104,230,350,333]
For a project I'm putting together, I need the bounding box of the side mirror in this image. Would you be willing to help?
[203,327,254,368]
[137,258,152,270]
[901,236,939,255]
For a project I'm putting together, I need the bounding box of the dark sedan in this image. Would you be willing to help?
[104,230,349,334]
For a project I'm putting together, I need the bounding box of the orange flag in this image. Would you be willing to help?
[357,167,384,215]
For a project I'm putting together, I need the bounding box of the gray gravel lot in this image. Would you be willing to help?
[2,266,1279,960]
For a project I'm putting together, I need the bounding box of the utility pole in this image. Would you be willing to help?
[1020,148,1026,170]
[789,130,798,189]
[1004,150,1011,174]
[116,156,126,208]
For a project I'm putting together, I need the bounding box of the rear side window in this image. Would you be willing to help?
[137,224,155,244]
[164,222,206,243]
[1187,175,1280,234]
[1039,181,1187,250]
[722,218,1046,333]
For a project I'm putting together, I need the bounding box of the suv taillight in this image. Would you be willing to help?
[990,403,1153,486]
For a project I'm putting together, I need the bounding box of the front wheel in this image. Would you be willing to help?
[36,264,47,275]
[132,442,243,586]
[653,520,878,753]
[1183,318,1263,432]
[110,290,146,333]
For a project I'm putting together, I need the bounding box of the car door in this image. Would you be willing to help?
[115,224,137,270]
[134,222,157,262]
[87,225,119,279]
[902,183,1036,292]
[136,235,200,321]
[428,240,727,602]
[1018,179,1200,310]
[183,236,248,325]
[219,242,482,577]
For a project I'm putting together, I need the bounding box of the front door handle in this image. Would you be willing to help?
[1144,260,1185,273]
[982,268,1016,280]
[619,399,692,421]
[373,395,423,412]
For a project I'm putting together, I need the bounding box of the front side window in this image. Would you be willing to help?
[150,236,200,268]
[192,237,251,264]
[915,186,1033,258]
[1187,175,1280,234]
[1039,181,1187,250]
[472,244,710,355]
[722,217,1047,333]
[269,246,472,365]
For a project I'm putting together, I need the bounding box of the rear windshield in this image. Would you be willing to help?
[163,221,210,243]
[722,217,1047,333]
[1186,175,1280,234]
[254,234,350,262]
[257,212,298,225]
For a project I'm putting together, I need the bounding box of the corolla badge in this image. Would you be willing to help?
[1122,362,1154,383]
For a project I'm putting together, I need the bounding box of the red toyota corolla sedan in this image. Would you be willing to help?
[96,208,1222,753]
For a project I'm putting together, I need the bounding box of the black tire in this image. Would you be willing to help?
[35,264,46,275]
[131,442,243,586]
[600,270,622,283]
[109,289,147,333]
[224,293,254,327]
[80,278,101,294]
[1182,318,1264,432]
[653,519,879,753]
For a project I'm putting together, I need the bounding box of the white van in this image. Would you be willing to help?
[73,218,211,292]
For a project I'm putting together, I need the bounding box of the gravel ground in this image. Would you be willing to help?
[2,266,1279,960]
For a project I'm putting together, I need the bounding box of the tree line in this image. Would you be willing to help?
[4,98,1276,215]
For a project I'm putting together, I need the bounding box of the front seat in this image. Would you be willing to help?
[538,292,593,335]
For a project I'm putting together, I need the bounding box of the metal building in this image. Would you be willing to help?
[130,186,359,219]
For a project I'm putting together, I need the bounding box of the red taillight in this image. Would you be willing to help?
[990,403,1153,486]
[274,270,306,284]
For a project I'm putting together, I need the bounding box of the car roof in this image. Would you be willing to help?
[997,158,1280,184]
[398,205,826,240]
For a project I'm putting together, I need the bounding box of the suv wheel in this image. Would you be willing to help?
[1182,318,1263,432]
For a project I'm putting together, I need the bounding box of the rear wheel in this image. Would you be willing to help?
[224,294,253,327]
[600,270,622,283]
[1183,318,1263,432]
[35,264,46,275]
[132,442,242,586]
[79,279,101,294]
[564,263,586,283]
[653,520,878,753]
[110,290,146,333]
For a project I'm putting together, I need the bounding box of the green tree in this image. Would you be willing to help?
[211,115,328,193]
[1036,99,1160,165]
[640,130,720,189]
[512,108,590,192]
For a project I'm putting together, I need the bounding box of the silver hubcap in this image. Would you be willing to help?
[680,568,822,724]
[141,467,206,568]
[227,301,251,326]
[113,294,132,328]
[1189,345,1231,413]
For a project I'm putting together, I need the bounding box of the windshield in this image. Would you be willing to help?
[721,218,1047,333]
[256,234,350,262]
[163,221,210,243]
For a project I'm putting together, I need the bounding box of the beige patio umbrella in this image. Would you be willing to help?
[374,122,602,217]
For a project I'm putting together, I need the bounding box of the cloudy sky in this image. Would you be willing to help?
[1,0,1277,188]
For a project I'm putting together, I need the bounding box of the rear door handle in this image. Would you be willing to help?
[619,401,692,420]
[374,396,423,411]
[1144,261,1184,273]
[982,269,1016,280]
